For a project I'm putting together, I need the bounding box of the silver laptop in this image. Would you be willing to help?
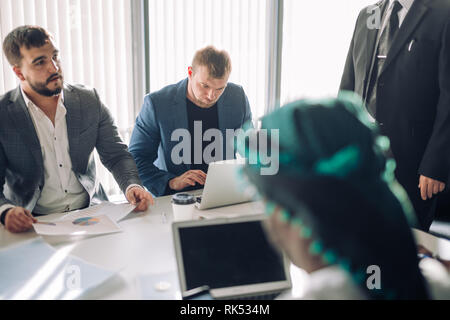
[196,159,252,210]
[172,215,292,300]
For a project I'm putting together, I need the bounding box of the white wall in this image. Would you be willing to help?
[148,0,268,119]
[281,0,375,105]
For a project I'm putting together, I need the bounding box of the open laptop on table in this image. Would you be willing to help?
[172,215,292,300]
[196,159,252,210]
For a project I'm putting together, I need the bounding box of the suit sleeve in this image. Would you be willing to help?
[242,90,253,126]
[339,10,363,93]
[129,95,177,197]
[340,36,356,92]
[93,89,143,194]
[418,19,450,182]
[0,142,14,209]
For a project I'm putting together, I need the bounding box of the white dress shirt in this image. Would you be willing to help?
[379,0,415,35]
[19,88,90,214]
[278,261,449,300]
[419,258,450,299]
[278,265,368,300]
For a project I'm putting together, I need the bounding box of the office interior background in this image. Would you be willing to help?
[0,0,373,196]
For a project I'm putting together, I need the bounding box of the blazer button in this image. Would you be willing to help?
[378,82,385,87]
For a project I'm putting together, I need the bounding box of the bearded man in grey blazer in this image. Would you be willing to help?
[0,25,153,233]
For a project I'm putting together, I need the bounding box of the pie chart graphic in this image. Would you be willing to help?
[72,217,100,226]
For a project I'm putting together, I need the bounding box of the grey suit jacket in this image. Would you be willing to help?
[0,83,142,212]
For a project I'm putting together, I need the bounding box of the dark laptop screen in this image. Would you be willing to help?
[178,220,287,291]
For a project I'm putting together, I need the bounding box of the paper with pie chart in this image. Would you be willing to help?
[33,214,121,236]
[58,202,137,223]
[72,217,101,226]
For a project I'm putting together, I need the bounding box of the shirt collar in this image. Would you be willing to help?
[389,0,414,12]
[20,85,65,110]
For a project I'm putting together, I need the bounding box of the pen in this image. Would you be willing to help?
[35,221,56,226]
[25,210,37,223]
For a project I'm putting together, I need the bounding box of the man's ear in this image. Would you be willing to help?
[12,65,25,81]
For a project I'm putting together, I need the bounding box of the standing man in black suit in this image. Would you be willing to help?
[340,0,450,231]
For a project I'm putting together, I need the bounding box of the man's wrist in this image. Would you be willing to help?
[125,184,143,195]
[0,208,12,226]
[168,177,179,191]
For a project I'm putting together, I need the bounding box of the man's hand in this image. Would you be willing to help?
[169,170,207,191]
[126,187,154,212]
[4,207,37,233]
[418,175,445,200]
[417,245,450,271]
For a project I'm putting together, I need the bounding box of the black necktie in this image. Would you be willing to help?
[366,1,403,118]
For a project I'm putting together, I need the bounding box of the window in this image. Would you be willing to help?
[280,0,374,105]
[0,0,377,197]
[147,0,268,120]
[0,0,135,196]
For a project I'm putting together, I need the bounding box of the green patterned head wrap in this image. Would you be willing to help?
[238,91,429,300]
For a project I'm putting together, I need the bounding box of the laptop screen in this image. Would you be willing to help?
[177,220,287,291]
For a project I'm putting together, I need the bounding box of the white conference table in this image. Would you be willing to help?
[1,190,450,300]
[0,190,268,299]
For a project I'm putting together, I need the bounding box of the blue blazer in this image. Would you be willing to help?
[129,78,252,197]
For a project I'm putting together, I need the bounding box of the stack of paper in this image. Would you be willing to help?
[0,238,115,300]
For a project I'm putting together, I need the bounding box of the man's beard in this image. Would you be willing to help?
[28,74,63,97]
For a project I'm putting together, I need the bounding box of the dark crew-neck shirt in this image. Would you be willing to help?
[186,98,219,174]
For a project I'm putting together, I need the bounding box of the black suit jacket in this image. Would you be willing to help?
[340,0,450,188]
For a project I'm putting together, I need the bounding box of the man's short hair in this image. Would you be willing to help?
[3,25,53,66]
[192,46,232,79]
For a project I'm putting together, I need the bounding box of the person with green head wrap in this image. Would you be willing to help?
[237,91,431,299]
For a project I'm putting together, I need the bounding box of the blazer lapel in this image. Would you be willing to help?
[381,0,429,75]
[365,0,387,76]
[171,79,190,172]
[217,96,233,132]
[363,0,389,100]
[8,87,43,171]
[63,84,82,172]
[217,89,241,159]
[170,78,190,136]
